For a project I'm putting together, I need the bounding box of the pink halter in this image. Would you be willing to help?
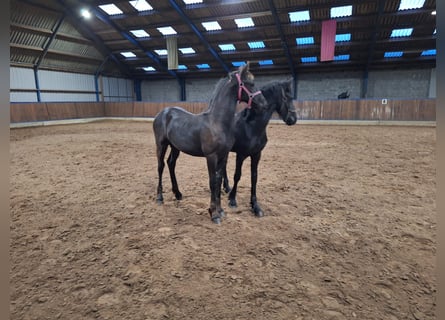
[235,73,262,108]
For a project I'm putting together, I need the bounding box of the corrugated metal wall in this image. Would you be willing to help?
[102,77,134,102]
[10,67,133,102]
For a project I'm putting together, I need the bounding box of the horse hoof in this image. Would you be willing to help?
[156,198,163,205]
[220,210,226,218]
[228,200,237,208]
[254,211,264,218]
[224,187,232,194]
[212,217,222,225]
[175,193,183,200]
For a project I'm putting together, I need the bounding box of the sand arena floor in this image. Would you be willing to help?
[10,120,436,320]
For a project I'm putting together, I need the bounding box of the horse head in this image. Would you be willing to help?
[230,62,268,112]
[278,79,297,125]
[261,79,297,125]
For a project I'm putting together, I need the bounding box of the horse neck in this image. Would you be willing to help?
[207,83,238,123]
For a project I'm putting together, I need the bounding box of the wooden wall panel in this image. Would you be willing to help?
[104,102,134,117]
[10,103,49,122]
[10,99,436,123]
[46,103,78,120]
[75,102,105,118]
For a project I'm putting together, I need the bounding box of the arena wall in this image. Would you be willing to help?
[10,99,435,123]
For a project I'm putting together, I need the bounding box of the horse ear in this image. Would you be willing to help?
[238,61,250,77]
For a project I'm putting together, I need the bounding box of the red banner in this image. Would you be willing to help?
[321,19,337,61]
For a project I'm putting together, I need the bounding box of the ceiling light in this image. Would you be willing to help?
[80,8,91,19]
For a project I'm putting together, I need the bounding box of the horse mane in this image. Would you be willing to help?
[261,79,291,95]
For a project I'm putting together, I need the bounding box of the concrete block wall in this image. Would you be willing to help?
[138,67,436,102]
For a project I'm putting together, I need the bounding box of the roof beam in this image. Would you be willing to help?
[55,0,131,76]
[168,0,230,73]
[268,0,295,77]
[35,14,65,69]
[85,2,180,79]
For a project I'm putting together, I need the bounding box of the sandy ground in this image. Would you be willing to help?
[10,120,436,320]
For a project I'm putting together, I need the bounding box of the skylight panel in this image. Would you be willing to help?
[202,21,222,31]
[301,56,317,63]
[421,49,436,56]
[120,51,136,58]
[183,0,203,4]
[398,0,425,10]
[234,18,255,28]
[384,51,403,58]
[142,66,156,71]
[179,47,195,54]
[154,49,168,56]
[390,28,413,38]
[248,41,265,49]
[259,60,273,66]
[98,4,123,15]
[334,54,350,61]
[177,65,188,70]
[196,63,210,69]
[288,10,310,22]
[129,0,153,12]
[218,44,236,51]
[433,28,436,35]
[157,26,177,36]
[130,29,150,38]
[335,33,351,42]
[330,5,352,18]
[232,61,245,67]
[296,37,314,45]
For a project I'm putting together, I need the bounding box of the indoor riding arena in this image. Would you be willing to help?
[10,1,436,320]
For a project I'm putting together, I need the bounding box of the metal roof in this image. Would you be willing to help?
[10,0,436,79]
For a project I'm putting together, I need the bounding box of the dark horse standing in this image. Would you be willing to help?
[153,63,268,224]
[222,79,297,217]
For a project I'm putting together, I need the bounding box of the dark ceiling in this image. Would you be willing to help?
[10,0,436,80]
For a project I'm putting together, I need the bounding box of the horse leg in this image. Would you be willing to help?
[156,143,168,204]
[228,153,247,208]
[167,147,183,200]
[250,152,264,217]
[221,155,231,194]
[206,155,223,224]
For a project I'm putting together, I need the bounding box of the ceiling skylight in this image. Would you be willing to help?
[179,47,195,54]
[296,36,314,45]
[398,0,425,10]
[183,0,203,4]
[248,41,265,49]
[334,54,350,61]
[232,61,245,67]
[288,10,310,22]
[421,49,436,56]
[259,59,273,66]
[234,18,255,28]
[330,5,352,18]
[196,63,211,69]
[335,33,351,42]
[384,51,403,58]
[301,56,317,63]
[130,29,150,38]
[129,0,153,12]
[98,4,123,15]
[154,49,168,56]
[202,21,222,31]
[157,26,177,36]
[143,66,156,71]
[433,28,436,34]
[120,51,136,58]
[219,44,236,51]
[177,65,188,70]
[390,28,413,38]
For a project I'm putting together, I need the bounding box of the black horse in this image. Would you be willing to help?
[221,79,297,217]
[153,63,268,224]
